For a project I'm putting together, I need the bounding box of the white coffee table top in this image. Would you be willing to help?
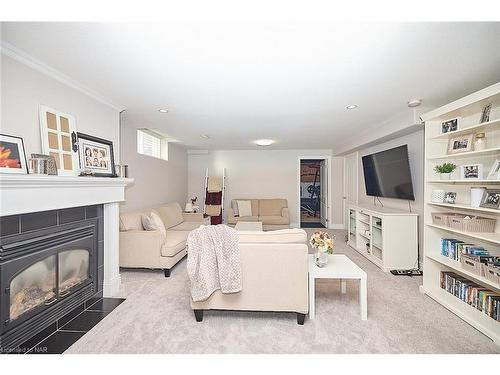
[235,221,263,231]
[309,254,366,279]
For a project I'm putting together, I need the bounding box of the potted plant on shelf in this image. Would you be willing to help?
[310,231,335,267]
[434,163,456,180]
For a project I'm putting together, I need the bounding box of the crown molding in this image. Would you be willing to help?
[1,41,126,112]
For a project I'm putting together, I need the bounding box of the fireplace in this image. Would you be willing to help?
[0,205,103,350]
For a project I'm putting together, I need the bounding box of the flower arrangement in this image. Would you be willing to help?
[309,231,335,254]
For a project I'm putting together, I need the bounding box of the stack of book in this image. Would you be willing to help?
[440,239,488,262]
[441,272,500,322]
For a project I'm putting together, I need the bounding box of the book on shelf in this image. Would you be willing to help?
[441,272,500,322]
[440,238,490,262]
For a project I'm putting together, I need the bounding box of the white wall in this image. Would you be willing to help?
[120,121,188,212]
[0,55,120,161]
[345,129,425,263]
[188,149,346,227]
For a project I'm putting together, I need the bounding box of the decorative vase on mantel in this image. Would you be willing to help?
[315,247,329,268]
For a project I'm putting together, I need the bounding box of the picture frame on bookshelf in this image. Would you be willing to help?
[444,192,457,204]
[487,159,500,180]
[447,133,474,154]
[480,103,492,124]
[441,117,460,134]
[460,164,483,180]
[479,189,500,209]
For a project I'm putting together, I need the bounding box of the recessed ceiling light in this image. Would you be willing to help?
[346,105,358,110]
[200,134,210,139]
[158,109,168,113]
[254,139,275,146]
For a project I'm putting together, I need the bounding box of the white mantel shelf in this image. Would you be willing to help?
[0,174,133,216]
[0,174,133,298]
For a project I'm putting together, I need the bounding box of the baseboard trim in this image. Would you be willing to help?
[328,224,345,230]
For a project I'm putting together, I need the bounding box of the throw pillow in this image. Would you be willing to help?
[237,200,252,217]
[141,212,166,236]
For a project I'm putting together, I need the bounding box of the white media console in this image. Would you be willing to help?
[347,204,419,272]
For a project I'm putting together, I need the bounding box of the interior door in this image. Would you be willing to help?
[319,159,328,227]
[343,152,358,226]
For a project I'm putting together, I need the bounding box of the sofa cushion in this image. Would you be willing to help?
[120,211,148,231]
[238,229,306,244]
[259,199,287,216]
[237,200,252,217]
[161,230,189,257]
[155,202,184,229]
[259,215,288,225]
[170,221,203,231]
[228,215,259,225]
[141,212,167,236]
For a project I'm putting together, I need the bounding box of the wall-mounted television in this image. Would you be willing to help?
[361,145,415,201]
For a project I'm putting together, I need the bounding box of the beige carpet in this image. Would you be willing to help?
[66,229,500,354]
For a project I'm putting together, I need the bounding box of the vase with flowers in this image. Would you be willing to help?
[309,231,335,267]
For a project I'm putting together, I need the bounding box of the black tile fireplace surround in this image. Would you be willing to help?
[0,205,104,351]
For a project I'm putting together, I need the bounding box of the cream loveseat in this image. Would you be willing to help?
[119,202,204,277]
[191,228,309,324]
[227,199,290,231]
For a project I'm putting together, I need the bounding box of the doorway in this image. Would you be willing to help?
[299,158,328,228]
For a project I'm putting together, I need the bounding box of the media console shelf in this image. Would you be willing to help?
[421,82,500,345]
[347,204,418,272]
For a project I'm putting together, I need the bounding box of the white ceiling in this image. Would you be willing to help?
[2,22,500,150]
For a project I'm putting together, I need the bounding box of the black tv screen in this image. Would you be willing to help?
[362,145,415,201]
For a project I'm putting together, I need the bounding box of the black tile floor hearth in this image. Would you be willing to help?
[18,297,125,354]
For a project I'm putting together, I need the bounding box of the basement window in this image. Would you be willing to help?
[137,129,168,161]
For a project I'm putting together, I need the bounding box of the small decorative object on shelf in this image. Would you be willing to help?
[431,189,446,203]
[474,132,487,151]
[310,231,335,268]
[30,153,58,175]
[434,163,456,180]
[487,159,500,180]
[460,164,483,180]
[480,103,492,123]
[447,133,474,154]
[470,187,486,208]
[479,189,500,210]
[441,117,459,134]
[0,134,29,174]
[444,192,457,204]
[191,196,198,205]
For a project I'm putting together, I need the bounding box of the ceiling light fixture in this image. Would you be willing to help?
[200,134,210,139]
[158,109,168,113]
[407,99,422,108]
[346,105,358,110]
[254,139,275,146]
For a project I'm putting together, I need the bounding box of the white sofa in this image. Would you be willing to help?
[190,228,309,324]
[227,199,290,231]
[119,202,204,277]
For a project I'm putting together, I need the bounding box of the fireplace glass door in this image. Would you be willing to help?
[58,249,90,295]
[9,255,57,321]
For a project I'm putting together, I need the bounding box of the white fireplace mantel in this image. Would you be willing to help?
[0,174,134,297]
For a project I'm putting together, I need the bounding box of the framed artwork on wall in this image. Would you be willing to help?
[487,159,500,180]
[39,105,78,176]
[77,133,116,177]
[0,134,29,174]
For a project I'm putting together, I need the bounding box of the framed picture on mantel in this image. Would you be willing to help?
[39,105,79,176]
[77,133,116,177]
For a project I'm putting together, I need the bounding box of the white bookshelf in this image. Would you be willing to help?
[421,82,500,345]
[347,204,418,272]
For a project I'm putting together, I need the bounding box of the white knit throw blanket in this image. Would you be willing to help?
[187,224,242,302]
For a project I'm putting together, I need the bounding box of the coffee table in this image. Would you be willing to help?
[234,221,263,231]
[308,254,367,320]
